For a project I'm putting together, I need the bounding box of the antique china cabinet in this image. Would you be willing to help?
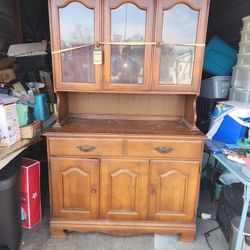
[45,0,210,241]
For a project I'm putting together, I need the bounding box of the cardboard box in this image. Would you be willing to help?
[20,121,42,139]
[0,103,21,147]
[20,158,41,229]
[0,68,16,83]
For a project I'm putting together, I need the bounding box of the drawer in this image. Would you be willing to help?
[49,138,124,157]
[127,139,203,160]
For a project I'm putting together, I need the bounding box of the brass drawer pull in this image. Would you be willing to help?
[154,146,173,154]
[76,145,96,152]
[151,189,157,195]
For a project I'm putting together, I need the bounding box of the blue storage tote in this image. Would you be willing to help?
[213,116,249,144]
[33,94,49,121]
[203,36,237,76]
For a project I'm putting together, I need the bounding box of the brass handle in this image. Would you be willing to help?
[156,41,161,48]
[151,189,156,195]
[154,146,173,154]
[91,188,97,194]
[76,145,96,152]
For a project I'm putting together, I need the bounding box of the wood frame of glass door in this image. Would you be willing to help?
[152,0,210,93]
[49,0,102,92]
[103,0,155,92]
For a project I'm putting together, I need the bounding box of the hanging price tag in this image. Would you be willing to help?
[93,48,102,65]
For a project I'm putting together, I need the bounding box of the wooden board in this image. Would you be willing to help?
[68,93,185,117]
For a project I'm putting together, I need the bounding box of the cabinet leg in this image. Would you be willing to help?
[50,227,67,239]
[178,231,196,242]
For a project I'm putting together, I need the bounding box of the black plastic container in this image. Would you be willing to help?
[196,96,227,134]
[0,157,21,250]
[15,55,50,72]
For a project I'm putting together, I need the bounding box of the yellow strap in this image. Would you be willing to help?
[52,44,95,54]
[52,42,205,54]
[99,41,158,46]
[99,42,205,47]
[162,42,205,47]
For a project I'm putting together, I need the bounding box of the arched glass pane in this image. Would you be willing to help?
[111,3,146,84]
[162,4,198,44]
[59,2,94,48]
[160,4,198,84]
[59,2,95,83]
[111,3,146,42]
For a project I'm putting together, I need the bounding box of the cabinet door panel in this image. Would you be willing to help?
[100,159,149,220]
[152,0,209,92]
[50,158,99,220]
[148,160,200,222]
[49,0,101,91]
[103,0,154,91]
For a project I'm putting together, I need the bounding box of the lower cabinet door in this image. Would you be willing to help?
[148,160,200,222]
[100,159,149,220]
[50,158,99,220]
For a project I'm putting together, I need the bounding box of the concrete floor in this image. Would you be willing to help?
[20,192,228,250]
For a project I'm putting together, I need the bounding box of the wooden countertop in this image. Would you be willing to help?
[45,118,206,139]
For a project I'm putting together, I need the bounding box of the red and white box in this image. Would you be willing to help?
[20,158,41,229]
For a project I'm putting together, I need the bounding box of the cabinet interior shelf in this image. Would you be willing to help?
[47,117,204,138]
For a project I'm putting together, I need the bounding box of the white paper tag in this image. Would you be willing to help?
[93,48,102,65]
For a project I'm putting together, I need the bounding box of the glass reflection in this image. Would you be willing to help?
[59,2,95,83]
[111,3,146,84]
[162,4,198,44]
[59,2,94,48]
[160,46,194,84]
[111,3,146,42]
[61,46,95,83]
[111,46,144,84]
[160,4,198,84]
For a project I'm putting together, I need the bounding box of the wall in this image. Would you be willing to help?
[207,0,250,49]
[0,0,16,53]
[20,0,50,42]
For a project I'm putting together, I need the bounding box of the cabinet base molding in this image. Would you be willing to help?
[50,220,196,242]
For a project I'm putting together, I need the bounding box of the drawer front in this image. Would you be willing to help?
[49,138,124,157]
[127,139,203,159]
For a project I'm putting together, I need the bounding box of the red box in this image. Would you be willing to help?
[20,158,41,229]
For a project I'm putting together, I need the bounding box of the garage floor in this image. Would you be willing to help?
[20,191,228,250]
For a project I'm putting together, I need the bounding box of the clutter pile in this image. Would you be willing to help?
[0,42,56,147]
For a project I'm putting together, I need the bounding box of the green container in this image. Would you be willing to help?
[16,104,28,127]
[214,181,223,201]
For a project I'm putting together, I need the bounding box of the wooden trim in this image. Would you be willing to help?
[160,0,204,11]
[54,92,69,127]
[55,0,95,9]
[55,89,200,95]
[68,113,183,121]
[184,95,197,129]
[50,219,196,241]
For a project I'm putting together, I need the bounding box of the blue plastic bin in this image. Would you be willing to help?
[203,36,237,76]
[33,94,49,121]
[213,115,249,144]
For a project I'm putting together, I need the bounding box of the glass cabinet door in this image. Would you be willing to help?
[152,0,209,92]
[103,0,154,91]
[50,0,101,91]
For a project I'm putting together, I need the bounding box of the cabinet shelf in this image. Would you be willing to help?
[46,117,205,138]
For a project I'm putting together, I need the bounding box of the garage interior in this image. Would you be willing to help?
[0,0,250,250]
